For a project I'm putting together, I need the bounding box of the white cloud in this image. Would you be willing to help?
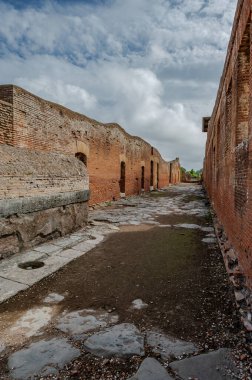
[0,0,237,169]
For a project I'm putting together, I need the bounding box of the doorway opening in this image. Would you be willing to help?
[141,166,145,191]
[75,152,87,166]
[169,163,172,183]
[120,161,126,196]
[157,163,159,189]
[150,160,154,190]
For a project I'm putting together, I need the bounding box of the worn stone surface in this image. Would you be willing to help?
[57,309,119,335]
[0,276,28,303]
[8,338,81,379]
[84,323,145,358]
[0,253,71,286]
[0,190,90,217]
[169,348,237,380]
[0,233,20,258]
[0,201,88,258]
[146,331,197,361]
[128,358,174,380]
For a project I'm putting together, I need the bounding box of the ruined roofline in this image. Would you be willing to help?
[0,83,170,165]
[0,84,102,125]
[209,0,244,123]
[168,157,180,163]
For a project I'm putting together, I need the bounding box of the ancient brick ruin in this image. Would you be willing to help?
[203,0,252,299]
[0,84,180,257]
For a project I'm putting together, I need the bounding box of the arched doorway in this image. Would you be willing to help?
[75,152,87,166]
[120,161,126,195]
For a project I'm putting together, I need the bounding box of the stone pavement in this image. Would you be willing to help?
[0,224,118,303]
[0,184,214,304]
[0,184,246,379]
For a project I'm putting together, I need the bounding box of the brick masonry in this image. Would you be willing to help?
[0,84,180,256]
[203,0,252,292]
[0,85,180,204]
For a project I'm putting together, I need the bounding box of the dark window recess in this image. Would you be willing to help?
[75,152,87,166]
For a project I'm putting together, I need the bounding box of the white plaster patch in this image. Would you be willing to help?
[43,293,64,304]
[131,299,148,310]
[10,307,53,337]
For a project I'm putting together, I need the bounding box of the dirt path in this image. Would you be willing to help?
[0,184,249,380]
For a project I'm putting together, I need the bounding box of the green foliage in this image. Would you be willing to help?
[183,168,203,179]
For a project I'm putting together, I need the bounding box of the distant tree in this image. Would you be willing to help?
[181,167,202,182]
[189,169,197,178]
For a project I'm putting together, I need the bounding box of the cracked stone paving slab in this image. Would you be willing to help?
[169,348,238,380]
[146,331,198,361]
[8,338,81,380]
[84,323,145,358]
[128,358,174,380]
[56,308,119,335]
[0,277,28,303]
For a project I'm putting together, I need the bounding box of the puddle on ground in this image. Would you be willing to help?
[120,224,155,232]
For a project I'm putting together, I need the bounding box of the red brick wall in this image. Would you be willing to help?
[0,85,178,204]
[169,158,181,184]
[203,0,252,289]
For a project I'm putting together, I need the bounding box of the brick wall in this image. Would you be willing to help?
[0,143,89,256]
[0,84,181,256]
[0,144,88,199]
[0,85,180,205]
[169,158,181,184]
[203,0,252,289]
[0,100,13,145]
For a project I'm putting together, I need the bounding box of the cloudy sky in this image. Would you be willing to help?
[0,0,237,169]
